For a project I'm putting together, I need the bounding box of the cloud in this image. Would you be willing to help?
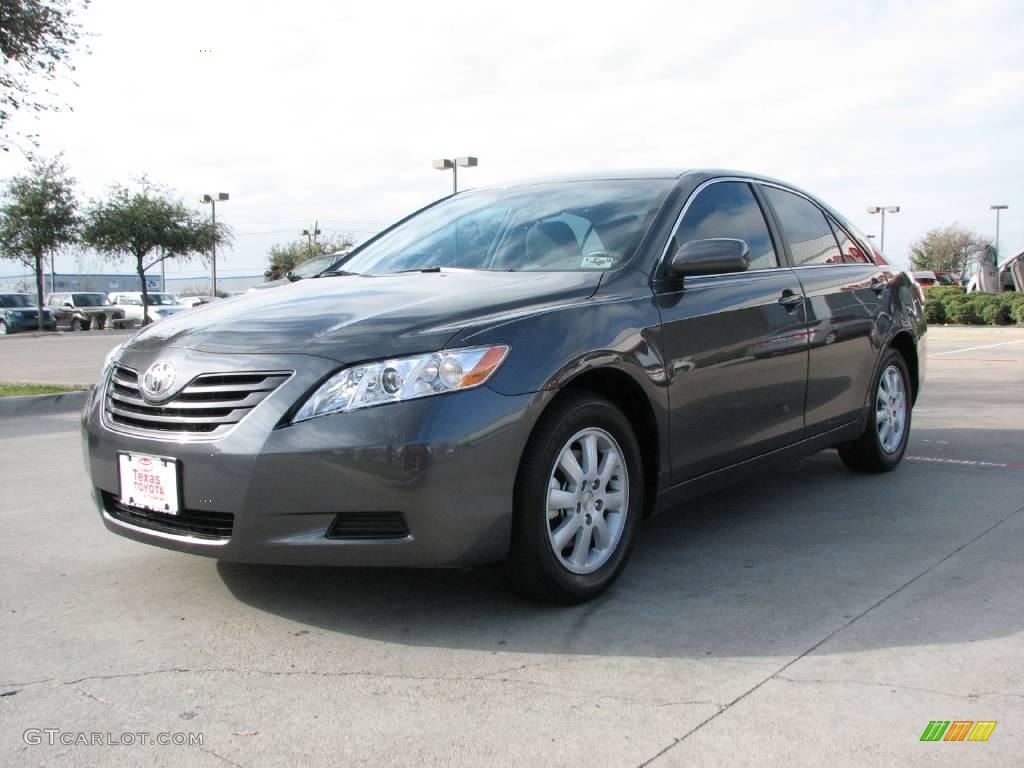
[2,0,1022,276]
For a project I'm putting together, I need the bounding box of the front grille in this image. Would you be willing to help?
[103,492,234,540]
[327,512,409,539]
[105,365,290,438]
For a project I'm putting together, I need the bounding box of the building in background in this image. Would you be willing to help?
[0,272,264,296]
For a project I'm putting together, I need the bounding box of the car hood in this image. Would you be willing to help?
[121,269,603,363]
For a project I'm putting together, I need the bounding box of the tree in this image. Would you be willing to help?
[0,155,79,329]
[909,225,991,274]
[268,233,355,274]
[1,0,90,154]
[82,179,231,325]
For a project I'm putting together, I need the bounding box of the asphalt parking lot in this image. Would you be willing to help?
[1,326,1022,767]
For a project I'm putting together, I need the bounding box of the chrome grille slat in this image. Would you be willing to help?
[108,389,270,410]
[105,364,290,438]
[106,403,247,425]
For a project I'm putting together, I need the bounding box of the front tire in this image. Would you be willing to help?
[505,392,643,604]
[70,318,85,332]
[0,320,8,335]
[838,349,912,472]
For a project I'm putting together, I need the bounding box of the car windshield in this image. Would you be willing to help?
[342,179,674,276]
[291,254,336,279]
[0,294,33,308]
[147,293,178,305]
[73,293,110,306]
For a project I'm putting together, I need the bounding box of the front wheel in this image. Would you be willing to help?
[838,349,912,472]
[0,320,8,335]
[70,318,85,332]
[504,392,643,604]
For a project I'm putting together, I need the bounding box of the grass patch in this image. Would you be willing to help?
[0,382,90,397]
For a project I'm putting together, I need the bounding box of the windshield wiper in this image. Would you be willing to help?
[396,266,443,274]
[317,270,362,278]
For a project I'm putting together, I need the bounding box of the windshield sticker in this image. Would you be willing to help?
[581,255,614,269]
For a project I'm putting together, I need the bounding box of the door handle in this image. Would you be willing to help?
[778,291,803,310]
[870,277,888,293]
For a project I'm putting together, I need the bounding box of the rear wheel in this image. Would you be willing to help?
[0,320,8,335]
[838,349,912,472]
[505,392,643,603]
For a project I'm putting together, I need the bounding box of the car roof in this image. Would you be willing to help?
[476,168,802,185]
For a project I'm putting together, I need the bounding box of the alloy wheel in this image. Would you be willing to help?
[546,427,629,575]
[876,364,907,454]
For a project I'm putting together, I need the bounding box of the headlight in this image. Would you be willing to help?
[101,343,124,379]
[293,345,509,422]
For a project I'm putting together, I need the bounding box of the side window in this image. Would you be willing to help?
[672,182,778,271]
[828,217,873,264]
[762,187,842,266]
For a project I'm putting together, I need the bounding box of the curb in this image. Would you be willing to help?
[0,389,92,417]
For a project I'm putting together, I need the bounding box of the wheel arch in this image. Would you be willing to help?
[888,330,920,404]
[540,366,661,517]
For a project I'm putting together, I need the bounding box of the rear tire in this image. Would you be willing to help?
[504,392,643,604]
[838,349,912,473]
[0,320,8,335]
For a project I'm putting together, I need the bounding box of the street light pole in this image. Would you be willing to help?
[866,205,900,255]
[301,221,321,259]
[432,156,478,193]
[991,205,1008,259]
[201,193,229,297]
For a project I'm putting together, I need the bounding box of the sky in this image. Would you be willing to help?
[1,0,1022,280]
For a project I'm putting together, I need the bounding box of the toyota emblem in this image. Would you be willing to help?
[141,361,176,401]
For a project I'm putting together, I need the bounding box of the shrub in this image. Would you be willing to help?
[980,300,1012,325]
[1012,300,1024,325]
[925,285,964,301]
[945,297,980,324]
[924,297,946,324]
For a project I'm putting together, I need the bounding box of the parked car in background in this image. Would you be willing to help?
[46,292,127,331]
[109,292,188,326]
[177,296,216,308]
[0,293,57,334]
[249,250,353,292]
[932,271,959,286]
[910,271,938,287]
[84,169,926,603]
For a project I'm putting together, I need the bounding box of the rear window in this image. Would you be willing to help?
[761,187,842,266]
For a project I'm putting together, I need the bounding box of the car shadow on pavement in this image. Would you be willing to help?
[217,449,1023,659]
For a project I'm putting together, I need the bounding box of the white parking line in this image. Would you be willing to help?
[929,339,1024,357]
[905,455,1024,471]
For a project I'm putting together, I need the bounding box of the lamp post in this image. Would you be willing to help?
[201,193,229,297]
[991,205,1008,258]
[866,205,900,255]
[432,156,478,194]
[302,221,321,259]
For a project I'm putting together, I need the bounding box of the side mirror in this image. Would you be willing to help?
[670,238,750,277]
[63,301,73,308]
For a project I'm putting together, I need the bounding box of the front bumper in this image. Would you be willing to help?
[81,347,546,567]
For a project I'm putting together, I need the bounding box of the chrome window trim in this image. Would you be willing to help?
[655,177,877,277]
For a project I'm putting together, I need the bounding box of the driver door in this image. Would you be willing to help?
[655,181,810,483]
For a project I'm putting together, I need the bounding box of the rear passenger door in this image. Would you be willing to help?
[759,185,891,436]
[655,180,810,483]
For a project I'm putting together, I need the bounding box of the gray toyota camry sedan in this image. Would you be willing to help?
[82,170,926,603]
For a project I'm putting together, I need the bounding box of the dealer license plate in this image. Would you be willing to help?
[118,452,180,515]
